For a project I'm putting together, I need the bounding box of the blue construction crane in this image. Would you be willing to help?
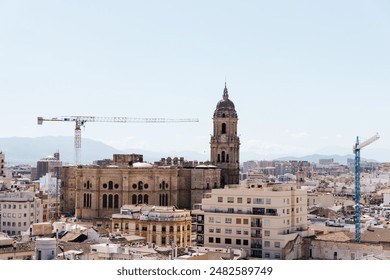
[353,133,380,243]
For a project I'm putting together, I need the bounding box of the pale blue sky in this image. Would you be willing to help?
[1,1,389,161]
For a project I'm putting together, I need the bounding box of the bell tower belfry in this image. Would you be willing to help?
[210,83,240,186]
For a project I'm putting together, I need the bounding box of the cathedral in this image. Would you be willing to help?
[60,84,240,224]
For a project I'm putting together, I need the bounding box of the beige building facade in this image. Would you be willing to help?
[194,183,308,259]
[0,192,43,236]
[111,205,192,247]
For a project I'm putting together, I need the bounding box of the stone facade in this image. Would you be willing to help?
[60,163,220,221]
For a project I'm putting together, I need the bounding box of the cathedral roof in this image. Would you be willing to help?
[214,83,237,118]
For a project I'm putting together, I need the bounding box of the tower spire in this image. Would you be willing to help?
[223,82,229,100]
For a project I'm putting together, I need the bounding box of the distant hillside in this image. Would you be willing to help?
[0,137,209,165]
[0,136,381,166]
[0,136,121,165]
[274,154,377,165]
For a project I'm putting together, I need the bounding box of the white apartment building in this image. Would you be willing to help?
[0,192,43,236]
[194,183,308,259]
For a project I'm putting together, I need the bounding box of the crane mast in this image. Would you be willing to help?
[353,133,379,243]
[37,115,199,165]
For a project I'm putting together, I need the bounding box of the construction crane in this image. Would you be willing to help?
[37,116,199,165]
[353,132,380,243]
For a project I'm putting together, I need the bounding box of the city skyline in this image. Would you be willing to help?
[1,1,389,162]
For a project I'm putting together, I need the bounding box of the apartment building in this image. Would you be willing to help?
[0,192,43,236]
[194,183,308,259]
[111,205,192,247]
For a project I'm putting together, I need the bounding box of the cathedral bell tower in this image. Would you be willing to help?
[210,83,240,186]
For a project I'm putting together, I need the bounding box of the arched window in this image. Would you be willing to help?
[165,194,169,206]
[222,151,226,162]
[132,194,137,205]
[138,194,143,204]
[102,194,107,208]
[144,194,149,204]
[108,194,113,208]
[222,123,226,134]
[226,154,229,162]
[138,181,143,190]
[160,194,164,206]
[217,154,220,162]
[108,181,113,190]
[114,194,119,208]
[83,193,87,207]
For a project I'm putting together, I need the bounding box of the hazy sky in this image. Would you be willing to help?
[1,1,389,161]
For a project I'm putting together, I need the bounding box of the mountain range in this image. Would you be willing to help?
[0,136,383,165]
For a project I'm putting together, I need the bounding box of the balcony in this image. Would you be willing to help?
[251,243,262,249]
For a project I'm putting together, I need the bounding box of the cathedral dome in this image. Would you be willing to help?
[214,83,237,118]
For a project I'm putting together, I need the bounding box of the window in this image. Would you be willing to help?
[209,217,214,223]
[275,242,280,248]
[236,239,241,245]
[227,208,234,213]
[218,197,223,203]
[264,241,270,248]
[209,227,214,233]
[266,198,271,205]
[225,229,232,234]
[237,197,242,203]
[221,123,226,134]
[274,253,281,259]
[216,228,221,233]
[209,237,214,243]
[264,230,270,237]
[236,229,241,235]
[225,238,232,244]
[243,219,249,225]
[225,218,232,224]
[236,218,241,224]
[296,197,299,203]
[227,197,234,203]
[254,198,264,204]
[243,240,249,246]
[216,217,221,223]
[243,230,249,235]
[215,238,221,243]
